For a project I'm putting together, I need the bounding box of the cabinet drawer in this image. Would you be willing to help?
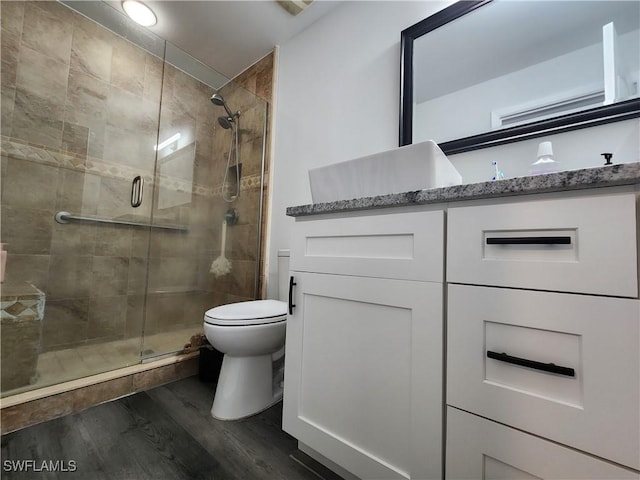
[447,192,638,297]
[446,407,639,480]
[291,209,443,282]
[447,284,640,470]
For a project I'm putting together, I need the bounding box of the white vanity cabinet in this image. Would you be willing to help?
[446,189,640,478]
[447,408,638,480]
[283,209,445,480]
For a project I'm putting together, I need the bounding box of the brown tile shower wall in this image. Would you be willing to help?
[0,1,274,367]
[199,109,263,306]
[221,52,275,300]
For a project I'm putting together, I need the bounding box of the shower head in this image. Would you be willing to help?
[210,93,226,106]
[210,93,235,118]
[218,116,233,130]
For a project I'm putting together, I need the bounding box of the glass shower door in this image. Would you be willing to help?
[0,1,163,395]
[141,46,269,358]
[0,0,269,395]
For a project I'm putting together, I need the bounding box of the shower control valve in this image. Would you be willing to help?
[225,208,239,225]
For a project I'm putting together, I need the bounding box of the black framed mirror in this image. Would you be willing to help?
[400,0,640,155]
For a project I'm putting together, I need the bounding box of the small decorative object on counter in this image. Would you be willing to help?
[601,153,614,165]
[529,141,560,175]
[491,161,505,181]
[0,244,6,283]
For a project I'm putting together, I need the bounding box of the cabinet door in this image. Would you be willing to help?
[283,272,443,480]
[447,407,639,480]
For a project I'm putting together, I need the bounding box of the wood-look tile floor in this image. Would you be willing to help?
[1,377,325,480]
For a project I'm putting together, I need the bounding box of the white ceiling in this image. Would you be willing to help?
[102,0,344,80]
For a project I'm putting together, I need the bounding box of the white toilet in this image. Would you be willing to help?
[203,250,289,420]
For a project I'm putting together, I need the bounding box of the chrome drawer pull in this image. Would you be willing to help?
[486,236,571,245]
[487,350,575,377]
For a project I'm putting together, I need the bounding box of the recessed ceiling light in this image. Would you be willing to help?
[122,0,157,27]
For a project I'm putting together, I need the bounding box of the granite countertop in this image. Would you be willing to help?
[286,162,640,217]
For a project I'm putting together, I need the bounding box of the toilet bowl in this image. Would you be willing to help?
[204,300,287,420]
[202,249,290,420]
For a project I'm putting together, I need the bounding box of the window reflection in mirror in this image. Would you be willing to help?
[405,0,640,153]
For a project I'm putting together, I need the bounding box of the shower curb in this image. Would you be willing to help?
[0,352,199,435]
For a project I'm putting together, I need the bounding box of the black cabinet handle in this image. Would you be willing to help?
[288,276,296,315]
[486,236,571,245]
[487,350,575,377]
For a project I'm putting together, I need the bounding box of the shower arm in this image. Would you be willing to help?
[221,103,235,118]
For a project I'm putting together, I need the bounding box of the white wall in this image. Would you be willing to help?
[450,118,639,183]
[267,1,450,297]
[266,0,640,298]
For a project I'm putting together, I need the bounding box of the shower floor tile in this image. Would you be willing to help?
[2,327,202,398]
[142,326,201,357]
[1,377,334,480]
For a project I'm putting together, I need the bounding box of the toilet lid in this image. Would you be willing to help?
[204,299,287,326]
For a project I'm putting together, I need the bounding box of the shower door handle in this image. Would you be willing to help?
[131,176,144,208]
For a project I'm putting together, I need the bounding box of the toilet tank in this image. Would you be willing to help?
[277,249,290,303]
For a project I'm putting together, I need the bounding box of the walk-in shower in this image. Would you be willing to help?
[0,0,269,398]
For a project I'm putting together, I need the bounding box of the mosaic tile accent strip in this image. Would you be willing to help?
[242,174,263,190]
[2,137,264,198]
[1,136,154,184]
[209,174,264,196]
[1,137,63,169]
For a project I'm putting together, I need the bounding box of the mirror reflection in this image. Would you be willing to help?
[407,0,640,152]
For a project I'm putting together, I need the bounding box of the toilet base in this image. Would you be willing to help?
[211,353,282,421]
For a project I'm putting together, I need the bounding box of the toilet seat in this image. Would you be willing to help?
[204,299,287,326]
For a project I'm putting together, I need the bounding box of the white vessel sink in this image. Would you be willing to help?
[309,140,462,203]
